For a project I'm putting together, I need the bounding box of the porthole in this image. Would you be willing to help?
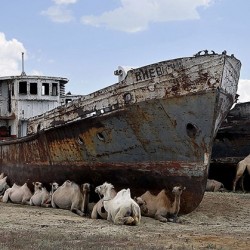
[186,123,199,138]
[123,93,132,103]
[78,136,84,145]
[97,132,105,141]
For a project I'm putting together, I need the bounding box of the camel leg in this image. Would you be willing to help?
[233,163,245,192]
[71,207,84,216]
[114,208,135,225]
[22,199,31,205]
[132,216,140,226]
[233,175,241,192]
[91,203,98,219]
[2,190,10,203]
[155,213,168,223]
[169,214,179,223]
[240,175,245,192]
[41,203,51,208]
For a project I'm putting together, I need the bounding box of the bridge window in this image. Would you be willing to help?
[19,81,27,94]
[52,83,58,96]
[42,83,49,95]
[30,82,38,95]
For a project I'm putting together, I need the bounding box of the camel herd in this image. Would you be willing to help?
[0,174,186,226]
[0,154,249,226]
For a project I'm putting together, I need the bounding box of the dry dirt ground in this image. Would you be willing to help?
[0,192,249,250]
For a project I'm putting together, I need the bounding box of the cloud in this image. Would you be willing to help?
[237,79,250,103]
[41,0,78,23]
[81,0,214,33]
[0,32,26,76]
[53,0,78,5]
[41,5,75,23]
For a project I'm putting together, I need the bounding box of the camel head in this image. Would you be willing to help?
[81,183,90,194]
[172,186,186,195]
[95,182,114,198]
[50,182,59,193]
[0,176,9,196]
[32,182,43,191]
[134,196,148,214]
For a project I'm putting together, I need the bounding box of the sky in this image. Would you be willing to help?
[0,0,250,103]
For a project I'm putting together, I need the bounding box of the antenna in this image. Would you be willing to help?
[21,52,26,76]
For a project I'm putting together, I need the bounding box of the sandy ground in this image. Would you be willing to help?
[0,192,249,250]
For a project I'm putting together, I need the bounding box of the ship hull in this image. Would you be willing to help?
[210,102,250,190]
[0,53,241,214]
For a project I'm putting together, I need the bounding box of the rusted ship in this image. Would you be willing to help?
[0,51,241,213]
[210,101,250,190]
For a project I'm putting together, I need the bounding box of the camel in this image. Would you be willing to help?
[95,182,141,225]
[134,185,186,223]
[233,155,250,192]
[51,180,90,216]
[30,182,51,207]
[2,183,32,205]
[50,182,59,194]
[206,179,225,192]
[91,184,117,219]
[0,174,10,196]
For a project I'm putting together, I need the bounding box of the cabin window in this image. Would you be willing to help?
[30,82,38,95]
[0,82,2,95]
[42,83,50,95]
[19,81,27,94]
[12,84,14,96]
[65,98,72,104]
[52,83,58,96]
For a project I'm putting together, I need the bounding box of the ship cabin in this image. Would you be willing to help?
[0,74,79,140]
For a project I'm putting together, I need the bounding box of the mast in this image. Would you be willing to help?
[21,52,26,76]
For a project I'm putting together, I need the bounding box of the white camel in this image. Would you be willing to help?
[2,183,32,205]
[50,182,59,194]
[233,154,250,192]
[95,182,141,225]
[0,174,9,196]
[91,184,117,219]
[134,185,186,223]
[30,182,51,207]
[51,180,90,216]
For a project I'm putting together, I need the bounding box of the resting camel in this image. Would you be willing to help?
[2,183,32,205]
[134,185,186,223]
[50,182,59,194]
[0,173,10,196]
[95,182,141,225]
[91,184,117,219]
[51,180,90,216]
[206,179,225,192]
[30,182,51,207]
[233,154,250,192]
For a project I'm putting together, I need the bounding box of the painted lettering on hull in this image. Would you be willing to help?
[134,62,182,82]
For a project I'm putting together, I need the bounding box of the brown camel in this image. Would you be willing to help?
[134,185,186,223]
[233,155,250,192]
[206,179,225,192]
